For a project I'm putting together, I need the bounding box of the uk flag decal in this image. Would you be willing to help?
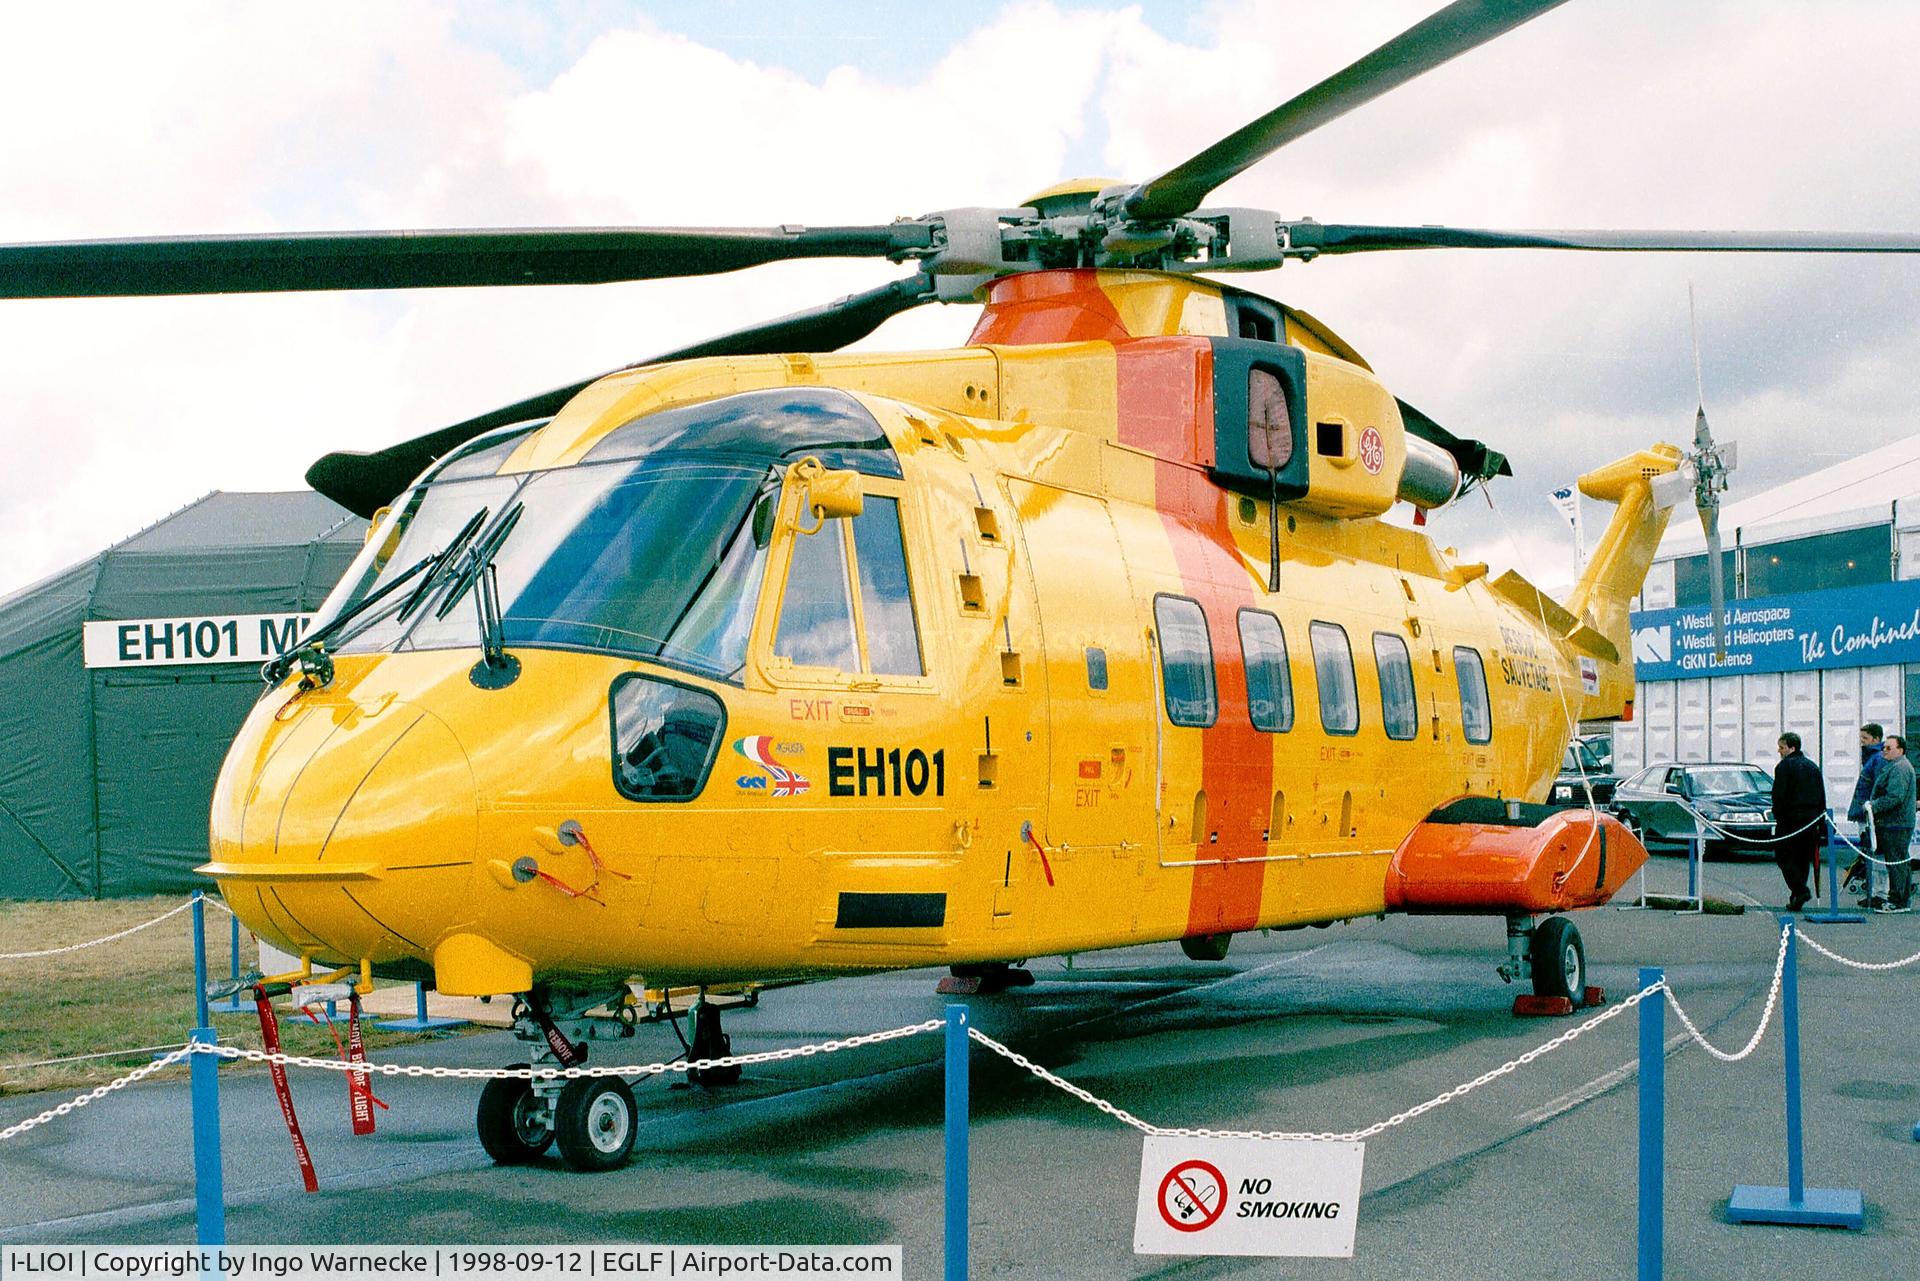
[734,735,811,797]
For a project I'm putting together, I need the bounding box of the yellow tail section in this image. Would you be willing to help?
[1563,444,1685,719]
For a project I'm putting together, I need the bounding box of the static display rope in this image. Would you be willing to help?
[0,1042,191,1072]
[1794,926,1920,972]
[0,899,197,960]
[969,980,1664,1143]
[1659,919,1792,1063]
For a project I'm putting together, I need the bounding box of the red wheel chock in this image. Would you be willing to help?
[1511,986,1606,1018]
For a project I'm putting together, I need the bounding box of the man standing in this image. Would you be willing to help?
[1843,723,1885,894]
[1865,734,1915,913]
[1771,732,1826,912]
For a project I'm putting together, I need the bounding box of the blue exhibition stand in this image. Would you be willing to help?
[209,908,252,1012]
[1637,967,1664,1281]
[378,980,468,1031]
[1726,918,1864,1229]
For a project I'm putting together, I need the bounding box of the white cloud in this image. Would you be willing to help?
[3,1,1918,597]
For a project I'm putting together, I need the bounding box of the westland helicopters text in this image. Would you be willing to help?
[1670,605,1920,673]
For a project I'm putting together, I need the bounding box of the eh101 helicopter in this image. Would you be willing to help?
[7,0,1919,1172]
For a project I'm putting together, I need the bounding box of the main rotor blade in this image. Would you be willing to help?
[1124,0,1570,221]
[0,224,935,298]
[307,273,937,517]
[1287,223,1920,255]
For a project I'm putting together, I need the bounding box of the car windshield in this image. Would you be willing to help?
[1563,740,1606,773]
[1691,767,1770,796]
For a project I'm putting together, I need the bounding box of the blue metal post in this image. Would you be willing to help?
[379,980,467,1031]
[188,892,225,1244]
[1687,833,1699,903]
[1728,920,1863,1227]
[1781,921,1804,1204]
[192,892,210,1029]
[944,1003,969,1281]
[1805,836,1864,924]
[1637,967,1663,1281]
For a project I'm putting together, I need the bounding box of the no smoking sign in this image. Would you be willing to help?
[1134,1135,1365,1258]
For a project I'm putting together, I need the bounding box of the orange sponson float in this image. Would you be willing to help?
[1384,798,1649,915]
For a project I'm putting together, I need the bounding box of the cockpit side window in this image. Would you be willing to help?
[850,497,923,677]
[775,518,861,672]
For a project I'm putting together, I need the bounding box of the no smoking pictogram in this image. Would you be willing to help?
[1156,1159,1227,1232]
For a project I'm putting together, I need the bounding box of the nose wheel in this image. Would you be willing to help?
[554,1077,637,1171]
[476,1070,554,1164]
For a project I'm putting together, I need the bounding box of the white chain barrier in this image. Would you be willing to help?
[1,915,1902,1149]
[971,981,1666,1143]
[0,1019,944,1144]
[0,899,200,960]
[0,1046,194,1141]
[1659,919,1792,1063]
[1794,926,1920,972]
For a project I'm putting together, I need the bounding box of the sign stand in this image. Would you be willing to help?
[378,981,467,1032]
[1727,919,1864,1229]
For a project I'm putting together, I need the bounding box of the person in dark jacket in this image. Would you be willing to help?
[1843,723,1885,892]
[1771,732,1827,911]
[1864,734,1915,912]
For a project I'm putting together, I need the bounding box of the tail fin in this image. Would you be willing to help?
[1564,444,1686,720]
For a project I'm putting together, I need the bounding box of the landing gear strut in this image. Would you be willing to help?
[1499,914,1593,1014]
[477,985,640,1172]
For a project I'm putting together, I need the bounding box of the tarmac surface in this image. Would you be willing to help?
[3,855,1918,1279]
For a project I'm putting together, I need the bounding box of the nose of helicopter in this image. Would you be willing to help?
[205,696,478,968]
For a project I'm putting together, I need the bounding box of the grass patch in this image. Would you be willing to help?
[0,896,474,1096]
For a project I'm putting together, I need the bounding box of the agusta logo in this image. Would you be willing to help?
[733,735,810,797]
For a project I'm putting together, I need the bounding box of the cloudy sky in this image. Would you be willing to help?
[3,0,1917,600]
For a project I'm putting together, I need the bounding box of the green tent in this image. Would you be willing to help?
[0,492,365,899]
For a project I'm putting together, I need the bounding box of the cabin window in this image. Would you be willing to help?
[610,674,726,803]
[1454,646,1492,744]
[1154,595,1217,728]
[1373,632,1418,741]
[1310,621,1359,735]
[849,496,923,676]
[1085,646,1109,690]
[1238,609,1294,732]
[775,517,861,672]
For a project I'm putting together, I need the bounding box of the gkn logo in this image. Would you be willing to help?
[733,735,810,797]
[1632,624,1671,664]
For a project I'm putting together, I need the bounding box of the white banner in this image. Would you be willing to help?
[1134,1134,1365,1258]
[82,613,315,668]
[0,1246,903,1280]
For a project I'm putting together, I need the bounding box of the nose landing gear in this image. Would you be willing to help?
[1499,914,1599,1015]
[476,985,641,1172]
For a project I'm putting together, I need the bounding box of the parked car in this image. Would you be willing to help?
[1575,733,1613,774]
[1549,737,1621,806]
[1610,761,1777,855]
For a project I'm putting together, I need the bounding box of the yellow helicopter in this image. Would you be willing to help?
[6,0,1919,1171]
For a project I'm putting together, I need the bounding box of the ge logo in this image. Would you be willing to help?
[1358,426,1384,475]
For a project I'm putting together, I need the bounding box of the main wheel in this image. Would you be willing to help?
[476,1071,554,1164]
[554,1077,637,1172]
[1530,916,1586,1006]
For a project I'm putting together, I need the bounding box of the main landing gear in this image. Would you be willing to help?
[476,984,753,1171]
[1499,914,1600,1015]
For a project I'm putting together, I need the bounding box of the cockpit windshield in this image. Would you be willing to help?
[306,386,898,684]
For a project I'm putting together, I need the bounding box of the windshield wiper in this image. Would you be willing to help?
[436,502,525,689]
[394,506,491,625]
[260,551,436,687]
